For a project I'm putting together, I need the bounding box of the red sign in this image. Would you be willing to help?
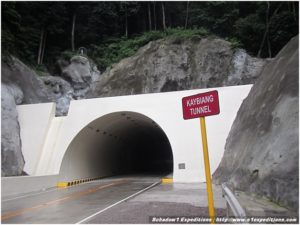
[182,90,220,120]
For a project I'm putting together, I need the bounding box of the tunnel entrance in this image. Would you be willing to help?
[59,112,173,180]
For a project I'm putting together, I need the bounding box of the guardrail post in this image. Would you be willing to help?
[221,183,247,220]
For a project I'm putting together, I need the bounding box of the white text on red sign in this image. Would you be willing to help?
[182,91,220,120]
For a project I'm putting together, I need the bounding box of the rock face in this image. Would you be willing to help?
[87,37,266,97]
[1,57,50,176]
[213,36,299,211]
[40,75,73,116]
[62,55,100,99]
[2,55,101,117]
[1,83,25,176]
[2,57,50,104]
[1,55,100,175]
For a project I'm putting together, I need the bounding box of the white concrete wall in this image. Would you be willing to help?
[35,117,66,176]
[17,85,252,182]
[17,103,56,175]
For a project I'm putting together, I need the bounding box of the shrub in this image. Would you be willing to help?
[90,27,212,71]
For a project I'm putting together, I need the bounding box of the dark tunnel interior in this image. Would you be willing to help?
[59,112,173,180]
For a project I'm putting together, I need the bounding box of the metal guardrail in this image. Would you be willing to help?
[222,183,247,218]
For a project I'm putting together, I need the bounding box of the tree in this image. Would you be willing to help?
[2,1,298,69]
[153,2,157,30]
[257,2,283,57]
[185,1,190,29]
[124,3,128,37]
[120,2,140,37]
[2,2,21,57]
[71,13,76,51]
[35,2,67,64]
[85,2,120,42]
[161,2,166,31]
[68,2,91,52]
[148,2,152,31]
[37,28,45,64]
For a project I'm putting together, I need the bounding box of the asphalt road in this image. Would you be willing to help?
[84,182,227,224]
[1,177,160,224]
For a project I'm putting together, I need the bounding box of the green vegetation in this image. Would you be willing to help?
[90,28,211,70]
[2,1,298,73]
[34,64,48,76]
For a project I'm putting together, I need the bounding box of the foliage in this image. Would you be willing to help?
[1,1,298,71]
[90,28,211,70]
[165,27,210,38]
[90,31,163,70]
[60,50,76,61]
[34,64,48,76]
[1,2,21,56]
[189,1,240,37]
[234,14,265,54]
[225,37,243,49]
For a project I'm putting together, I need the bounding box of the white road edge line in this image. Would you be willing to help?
[76,181,160,224]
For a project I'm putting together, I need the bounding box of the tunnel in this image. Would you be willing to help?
[59,111,173,180]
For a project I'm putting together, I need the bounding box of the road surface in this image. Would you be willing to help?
[1,176,159,224]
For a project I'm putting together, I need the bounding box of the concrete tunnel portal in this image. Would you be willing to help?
[59,111,174,181]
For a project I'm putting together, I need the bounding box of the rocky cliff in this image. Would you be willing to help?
[87,37,265,97]
[1,37,267,177]
[213,36,299,211]
[1,83,25,176]
[2,57,47,176]
[1,55,100,175]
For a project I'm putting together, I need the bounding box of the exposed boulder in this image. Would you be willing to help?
[1,83,25,176]
[1,54,102,176]
[1,54,101,175]
[1,56,74,175]
[40,75,74,116]
[1,56,50,104]
[1,55,101,116]
[87,37,266,98]
[1,56,76,116]
[62,55,100,99]
[1,57,49,176]
[213,36,299,211]
[225,49,269,86]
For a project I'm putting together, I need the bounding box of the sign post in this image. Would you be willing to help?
[200,116,215,222]
[182,90,220,223]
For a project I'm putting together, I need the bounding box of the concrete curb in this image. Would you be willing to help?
[57,177,102,188]
[161,178,173,184]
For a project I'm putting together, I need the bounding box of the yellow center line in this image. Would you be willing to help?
[1,179,127,221]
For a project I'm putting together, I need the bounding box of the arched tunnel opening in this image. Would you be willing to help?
[59,112,173,181]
